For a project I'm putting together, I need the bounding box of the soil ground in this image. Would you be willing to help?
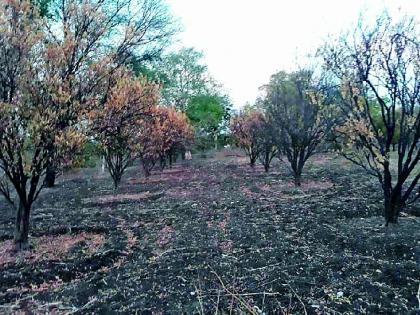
[0,151,419,314]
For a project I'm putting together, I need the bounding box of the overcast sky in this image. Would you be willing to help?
[166,0,420,108]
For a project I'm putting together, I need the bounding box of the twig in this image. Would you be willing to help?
[211,268,258,315]
[68,297,98,314]
[246,262,307,272]
[193,278,205,315]
[417,283,420,310]
[285,283,307,315]
[215,290,221,315]
[201,292,281,298]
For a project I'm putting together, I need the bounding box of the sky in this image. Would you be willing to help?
[166,0,420,109]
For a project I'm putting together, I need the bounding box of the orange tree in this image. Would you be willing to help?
[263,70,334,186]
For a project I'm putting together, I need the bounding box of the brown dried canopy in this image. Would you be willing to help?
[138,106,193,175]
[87,71,160,187]
[88,72,160,152]
[0,0,87,249]
[230,111,266,167]
[0,0,84,207]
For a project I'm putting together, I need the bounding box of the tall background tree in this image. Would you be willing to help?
[151,47,231,151]
[156,47,210,111]
[41,0,178,187]
[321,14,420,224]
[186,95,226,150]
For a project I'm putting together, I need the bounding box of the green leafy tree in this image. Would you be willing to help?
[186,95,226,149]
[157,47,209,111]
[154,47,231,150]
[31,0,53,17]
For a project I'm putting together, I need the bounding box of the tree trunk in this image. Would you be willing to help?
[384,190,403,226]
[113,177,120,190]
[142,160,152,178]
[263,151,270,172]
[14,202,30,251]
[250,157,256,168]
[382,163,404,226]
[112,171,122,190]
[44,164,56,188]
[294,173,302,187]
[169,153,173,168]
[160,156,166,170]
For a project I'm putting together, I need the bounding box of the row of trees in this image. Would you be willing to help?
[231,70,334,186]
[88,72,192,189]
[232,14,419,225]
[0,0,182,250]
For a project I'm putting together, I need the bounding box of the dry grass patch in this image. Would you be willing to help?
[0,232,105,267]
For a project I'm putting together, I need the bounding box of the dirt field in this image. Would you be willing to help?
[0,152,419,314]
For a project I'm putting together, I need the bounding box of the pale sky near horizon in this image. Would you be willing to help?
[166,0,420,108]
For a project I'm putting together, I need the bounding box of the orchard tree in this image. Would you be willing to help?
[164,108,193,166]
[230,112,265,168]
[164,108,194,165]
[88,72,159,188]
[42,0,177,187]
[138,106,192,175]
[263,70,334,186]
[0,0,84,250]
[257,122,279,172]
[322,14,419,225]
[138,106,172,176]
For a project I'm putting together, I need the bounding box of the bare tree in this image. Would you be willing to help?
[257,121,278,172]
[321,14,419,225]
[263,70,333,186]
